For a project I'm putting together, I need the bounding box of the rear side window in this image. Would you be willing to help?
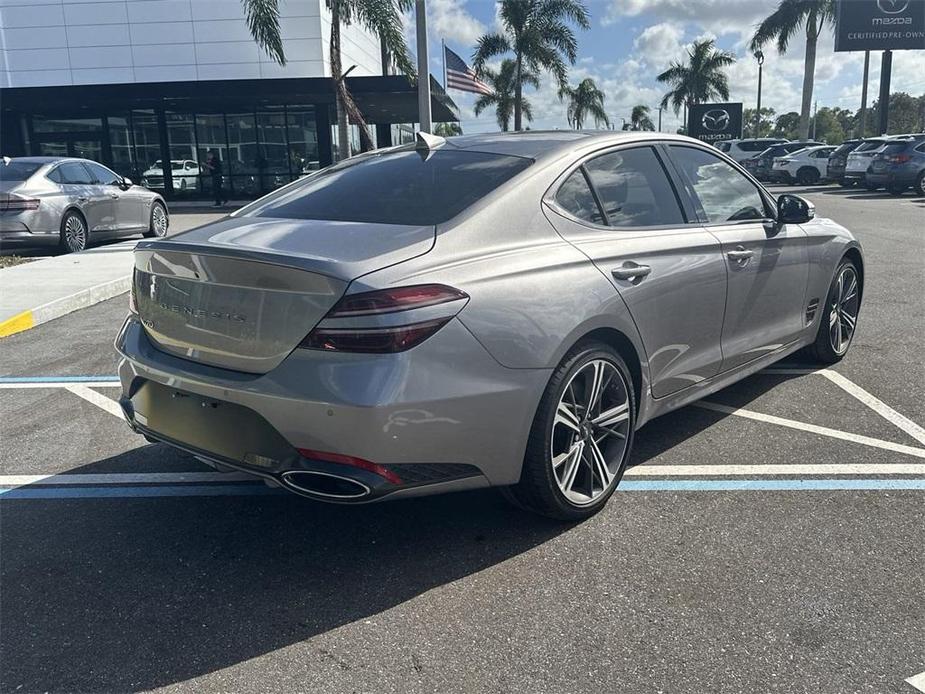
[246,149,532,226]
[555,170,604,225]
[0,161,42,182]
[583,147,685,227]
[856,141,885,152]
[879,142,909,154]
[669,145,769,224]
[57,162,94,184]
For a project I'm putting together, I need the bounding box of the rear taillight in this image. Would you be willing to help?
[885,154,912,164]
[129,271,138,314]
[300,284,468,353]
[0,197,40,212]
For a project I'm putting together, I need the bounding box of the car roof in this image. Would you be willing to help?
[439,130,717,161]
[3,156,74,164]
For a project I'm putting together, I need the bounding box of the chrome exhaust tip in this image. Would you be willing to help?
[280,470,371,500]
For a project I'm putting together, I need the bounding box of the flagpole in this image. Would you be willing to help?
[442,39,447,89]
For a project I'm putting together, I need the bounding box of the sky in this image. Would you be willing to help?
[406,0,925,133]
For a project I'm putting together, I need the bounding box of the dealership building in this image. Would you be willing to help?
[0,0,458,199]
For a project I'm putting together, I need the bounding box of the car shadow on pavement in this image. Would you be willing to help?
[0,360,813,692]
[0,469,569,692]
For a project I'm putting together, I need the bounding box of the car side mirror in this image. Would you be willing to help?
[121,177,133,190]
[777,194,814,224]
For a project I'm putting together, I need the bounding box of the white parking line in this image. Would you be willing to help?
[64,384,125,420]
[0,381,120,389]
[0,472,255,488]
[906,671,925,693]
[819,370,925,447]
[693,401,925,459]
[626,464,925,476]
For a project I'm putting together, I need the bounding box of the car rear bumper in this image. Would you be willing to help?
[843,171,867,182]
[865,170,918,186]
[768,170,792,182]
[115,314,550,500]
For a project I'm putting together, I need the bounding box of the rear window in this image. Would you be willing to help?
[856,140,885,152]
[879,141,910,154]
[246,148,533,226]
[0,161,42,182]
[739,140,782,152]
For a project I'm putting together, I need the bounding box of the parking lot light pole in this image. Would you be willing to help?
[415,0,432,134]
[878,49,892,136]
[754,50,764,138]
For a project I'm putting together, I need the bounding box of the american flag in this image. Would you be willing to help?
[445,46,492,96]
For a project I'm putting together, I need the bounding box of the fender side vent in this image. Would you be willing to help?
[805,298,820,324]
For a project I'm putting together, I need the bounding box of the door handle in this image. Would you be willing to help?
[77,196,88,203]
[110,194,120,199]
[726,247,754,263]
[611,263,652,281]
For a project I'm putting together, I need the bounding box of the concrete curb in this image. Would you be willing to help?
[0,275,131,338]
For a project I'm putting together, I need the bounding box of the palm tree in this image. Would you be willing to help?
[559,78,609,130]
[623,104,655,131]
[472,0,590,132]
[750,0,835,141]
[656,39,736,123]
[241,0,415,161]
[433,122,463,136]
[473,59,539,131]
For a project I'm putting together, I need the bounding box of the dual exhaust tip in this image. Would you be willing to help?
[280,470,372,501]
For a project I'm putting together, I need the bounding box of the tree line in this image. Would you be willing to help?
[240,0,922,158]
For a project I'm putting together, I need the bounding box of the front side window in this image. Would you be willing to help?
[555,169,604,225]
[57,162,95,185]
[246,148,532,226]
[582,147,685,227]
[84,162,121,185]
[669,145,769,224]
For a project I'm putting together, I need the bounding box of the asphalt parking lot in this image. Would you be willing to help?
[1,185,923,693]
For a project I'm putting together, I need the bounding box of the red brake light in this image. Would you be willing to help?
[0,197,40,212]
[301,318,452,353]
[300,284,468,353]
[887,154,912,164]
[327,284,468,317]
[296,448,403,485]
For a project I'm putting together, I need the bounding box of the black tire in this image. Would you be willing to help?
[805,258,861,364]
[914,172,924,196]
[797,167,820,185]
[839,179,854,188]
[59,210,89,253]
[504,341,636,521]
[865,182,878,191]
[144,201,168,238]
[887,183,907,196]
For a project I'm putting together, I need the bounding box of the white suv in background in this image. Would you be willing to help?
[770,145,836,184]
[721,138,789,163]
[141,159,201,192]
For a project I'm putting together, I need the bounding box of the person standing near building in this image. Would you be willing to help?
[204,150,226,207]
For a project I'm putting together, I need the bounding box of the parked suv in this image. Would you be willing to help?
[751,142,823,181]
[844,138,888,187]
[770,145,836,184]
[724,138,789,163]
[826,139,862,186]
[866,137,925,196]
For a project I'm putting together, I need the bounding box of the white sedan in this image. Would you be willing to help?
[141,160,201,192]
[770,145,836,185]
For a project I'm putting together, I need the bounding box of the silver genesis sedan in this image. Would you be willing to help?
[116,132,863,519]
[0,157,168,253]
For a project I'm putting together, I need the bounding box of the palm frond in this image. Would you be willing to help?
[472,33,511,74]
[241,0,286,65]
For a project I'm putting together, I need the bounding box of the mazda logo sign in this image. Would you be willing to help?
[877,0,910,13]
[702,109,730,132]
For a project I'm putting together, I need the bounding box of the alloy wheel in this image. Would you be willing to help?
[64,214,87,252]
[829,265,860,355]
[151,204,168,237]
[551,358,631,506]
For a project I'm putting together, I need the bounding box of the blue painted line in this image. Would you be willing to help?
[620,479,925,491]
[0,478,923,500]
[0,376,119,383]
[0,485,280,499]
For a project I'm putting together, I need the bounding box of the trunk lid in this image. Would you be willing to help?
[133,216,435,373]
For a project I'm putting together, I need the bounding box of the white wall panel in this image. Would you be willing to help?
[68,24,132,47]
[63,2,129,26]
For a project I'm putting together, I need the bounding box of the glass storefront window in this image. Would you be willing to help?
[166,113,199,196]
[196,114,228,201]
[226,113,258,197]
[256,110,289,194]
[287,109,319,176]
[33,116,103,133]
[133,110,163,192]
[108,115,135,179]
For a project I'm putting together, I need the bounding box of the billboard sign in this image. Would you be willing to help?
[835,0,925,51]
[687,103,743,143]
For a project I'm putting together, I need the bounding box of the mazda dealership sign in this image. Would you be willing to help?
[835,0,925,51]
[687,103,743,143]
